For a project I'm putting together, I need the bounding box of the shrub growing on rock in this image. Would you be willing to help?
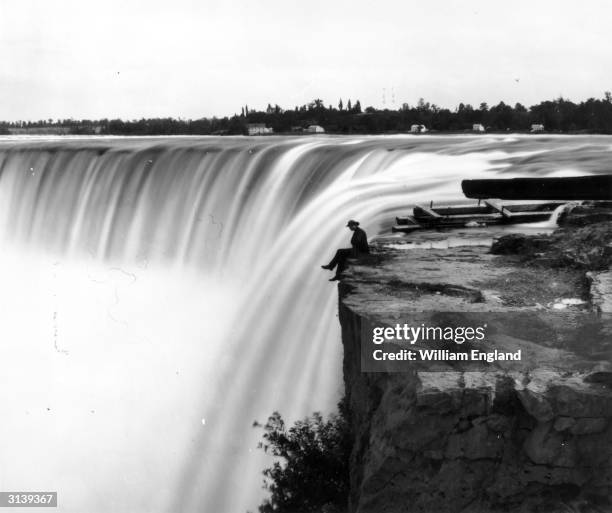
[254,402,350,513]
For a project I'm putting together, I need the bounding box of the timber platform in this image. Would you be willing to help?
[392,200,566,233]
[393,174,612,233]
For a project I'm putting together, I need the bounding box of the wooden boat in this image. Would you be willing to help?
[392,200,566,233]
[462,175,612,201]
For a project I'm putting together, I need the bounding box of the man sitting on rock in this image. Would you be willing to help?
[321,220,370,281]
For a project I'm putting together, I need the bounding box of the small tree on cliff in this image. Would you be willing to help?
[254,401,350,513]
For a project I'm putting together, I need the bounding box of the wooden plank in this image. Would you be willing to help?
[462,175,612,200]
[429,204,491,216]
[413,204,442,218]
[396,216,422,226]
[483,200,513,219]
[392,224,423,233]
[501,211,553,222]
[504,201,565,213]
[436,213,502,220]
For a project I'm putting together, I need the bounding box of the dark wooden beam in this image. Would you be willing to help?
[462,175,612,200]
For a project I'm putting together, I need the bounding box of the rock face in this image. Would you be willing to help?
[588,271,612,314]
[338,238,612,512]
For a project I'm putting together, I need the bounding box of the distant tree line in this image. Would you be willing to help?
[2,92,612,135]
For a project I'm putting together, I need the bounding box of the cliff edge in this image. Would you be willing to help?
[338,219,612,513]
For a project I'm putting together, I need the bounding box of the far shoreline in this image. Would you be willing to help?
[3,131,612,138]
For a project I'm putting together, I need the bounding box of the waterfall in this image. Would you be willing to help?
[0,135,602,512]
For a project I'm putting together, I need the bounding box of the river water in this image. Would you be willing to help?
[0,134,609,512]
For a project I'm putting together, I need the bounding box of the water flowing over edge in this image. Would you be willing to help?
[0,134,609,512]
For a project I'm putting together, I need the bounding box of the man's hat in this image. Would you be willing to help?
[346,220,359,227]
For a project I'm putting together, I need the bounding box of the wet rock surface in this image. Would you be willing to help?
[339,219,612,512]
[559,202,612,227]
[492,220,612,271]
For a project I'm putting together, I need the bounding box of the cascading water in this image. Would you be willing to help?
[0,135,608,512]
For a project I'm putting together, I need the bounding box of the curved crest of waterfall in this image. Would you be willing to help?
[0,135,607,512]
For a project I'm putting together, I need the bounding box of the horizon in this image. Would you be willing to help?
[2,91,611,124]
[1,0,611,122]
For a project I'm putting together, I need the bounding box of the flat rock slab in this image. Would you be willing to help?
[344,245,585,315]
[341,244,611,371]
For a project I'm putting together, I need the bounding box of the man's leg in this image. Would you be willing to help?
[328,249,352,280]
[336,254,349,274]
[322,248,351,271]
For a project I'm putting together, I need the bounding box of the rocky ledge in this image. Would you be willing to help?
[339,217,612,513]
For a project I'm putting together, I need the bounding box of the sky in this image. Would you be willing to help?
[1,0,611,121]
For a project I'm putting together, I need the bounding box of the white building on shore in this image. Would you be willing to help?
[410,124,428,133]
[247,123,273,135]
[306,125,325,133]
